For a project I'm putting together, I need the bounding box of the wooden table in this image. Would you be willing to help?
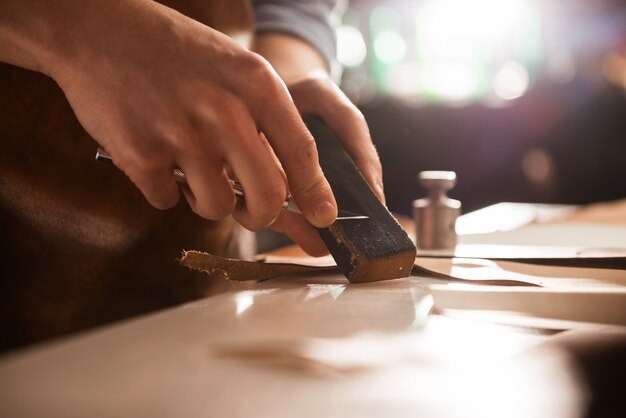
[1,202,624,418]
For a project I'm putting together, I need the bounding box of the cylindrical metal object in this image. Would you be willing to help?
[413,171,461,250]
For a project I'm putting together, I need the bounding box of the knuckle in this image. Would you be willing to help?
[292,136,319,168]
[247,54,283,93]
[245,181,287,231]
[236,53,288,112]
[295,173,332,202]
[241,52,269,77]
[261,178,288,203]
[120,149,168,180]
[133,157,163,178]
[239,50,265,70]
[339,101,363,122]
[352,108,367,124]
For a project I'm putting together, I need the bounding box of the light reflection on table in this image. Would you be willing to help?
[0,270,586,418]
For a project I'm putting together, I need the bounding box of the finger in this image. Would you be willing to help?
[255,87,337,228]
[116,153,181,210]
[260,132,288,186]
[291,80,385,203]
[221,112,288,231]
[177,150,236,220]
[271,211,329,257]
[320,103,385,204]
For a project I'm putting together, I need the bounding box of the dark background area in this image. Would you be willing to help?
[345,0,626,216]
[367,80,626,216]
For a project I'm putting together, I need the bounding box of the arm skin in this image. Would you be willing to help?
[0,0,338,235]
[254,33,385,255]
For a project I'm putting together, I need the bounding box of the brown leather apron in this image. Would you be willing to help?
[0,0,254,351]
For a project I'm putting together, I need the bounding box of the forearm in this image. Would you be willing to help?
[0,0,66,74]
[0,0,179,81]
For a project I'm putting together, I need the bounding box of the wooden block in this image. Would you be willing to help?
[304,116,416,283]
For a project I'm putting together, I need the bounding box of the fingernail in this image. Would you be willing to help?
[313,201,337,227]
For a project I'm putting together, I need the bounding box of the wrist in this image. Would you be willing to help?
[253,32,329,85]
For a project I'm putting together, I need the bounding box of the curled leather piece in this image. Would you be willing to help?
[179,250,335,282]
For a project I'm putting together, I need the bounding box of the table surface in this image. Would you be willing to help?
[1,202,624,418]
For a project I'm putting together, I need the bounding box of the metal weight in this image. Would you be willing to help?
[413,171,461,250]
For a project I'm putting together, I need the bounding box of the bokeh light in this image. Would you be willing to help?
[416,0,538,102]
[339,0,543,104]
[383,61,421,98]
[493,61,531,100]
[423,63,480,101]
[336,25,367,68]
[374,30,407,64]
[547,52,577,84]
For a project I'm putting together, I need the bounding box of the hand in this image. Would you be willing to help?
[289,73,385,202]
[252,32,384,255]
[269,73,385,255]
[0,0,337,230]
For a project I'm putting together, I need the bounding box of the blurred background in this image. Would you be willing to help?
[336,0,625,215]
[260,0,626,251]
